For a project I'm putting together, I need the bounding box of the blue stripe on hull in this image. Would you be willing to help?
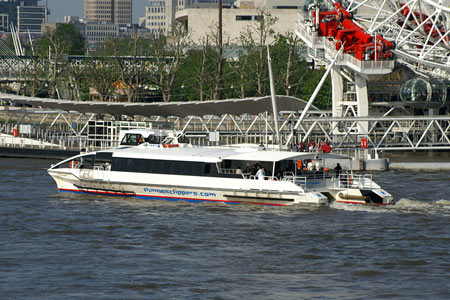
[58,188,283,206]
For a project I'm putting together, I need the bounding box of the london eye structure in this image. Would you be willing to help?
[296,0,450,132]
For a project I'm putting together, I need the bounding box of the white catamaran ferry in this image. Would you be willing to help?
[48,135,394,206]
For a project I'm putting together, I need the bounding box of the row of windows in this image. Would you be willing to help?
[87,32,118,36]
[150,28,166,33]
[87,25,118,31]
[19,25,41,31]
[148,7,166,13]
[148,1,166,7]
[112,157,214,176]
[19,19,44,24]
[88,36,109,42]
[148,22,166,27]
[111,157,245,179]
[18,13,45,18]
[148,15,165,20]
[236,15,264,21]
[19,7,46,13]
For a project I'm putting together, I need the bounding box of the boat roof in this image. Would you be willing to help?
[102,145,350,163]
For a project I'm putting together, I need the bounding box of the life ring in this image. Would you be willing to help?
[69,160,79,168]
[162,144,179,148]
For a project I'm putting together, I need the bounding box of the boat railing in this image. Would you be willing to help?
[337,173,373,189]
[243,175,286,191]
[281,172,307,187]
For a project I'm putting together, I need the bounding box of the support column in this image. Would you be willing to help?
[355,74,369,133]
[331,67,343,134]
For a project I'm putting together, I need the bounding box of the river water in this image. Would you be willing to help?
[1,158,449,299]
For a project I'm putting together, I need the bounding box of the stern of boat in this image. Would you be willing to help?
[328,173,394,205]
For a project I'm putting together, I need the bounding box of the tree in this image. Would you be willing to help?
[40,24,85,56]
[234,9,278,97]
[99,34,151,102]
[83,56,119,101]
[36,24,83,98]
[271,32,307,96]
[148,24,191,102]
[180,24,233,101]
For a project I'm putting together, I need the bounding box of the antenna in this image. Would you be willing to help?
[266,44,281,150]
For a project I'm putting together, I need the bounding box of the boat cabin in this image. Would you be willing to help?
[119,129,183,146]
[217,152,352,180]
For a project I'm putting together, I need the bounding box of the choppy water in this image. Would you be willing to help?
[1,158,449,299]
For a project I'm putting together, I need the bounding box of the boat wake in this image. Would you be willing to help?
[330,198,450,215]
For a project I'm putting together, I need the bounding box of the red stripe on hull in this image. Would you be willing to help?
[58,188,290,206]
[336,200,389,206]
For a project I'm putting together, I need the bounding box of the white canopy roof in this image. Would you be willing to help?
[1,93,317,118]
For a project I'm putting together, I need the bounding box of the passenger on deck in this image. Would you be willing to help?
[236,167,243,174]
[275,172,282,180]
[315,160,321,171]
[256,166,265,180]
[334,163,342,177]
[250,165,258,176]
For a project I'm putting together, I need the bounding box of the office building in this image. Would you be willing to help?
[0,13,8,32]
[84,0,133,25]
[17,4,47,32]
[85,22,120,43]
[176,0,301,43]
[145,0,235,36]
[0,0,48,32]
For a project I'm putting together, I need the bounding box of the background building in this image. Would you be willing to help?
[145,0,176,35]
[145,0,235,36]
[0,13,8,32]
[84,0,133,25]
[17,3,48,32]
[0,0,48,32]
[176,0,302,43]
[85,22,120,43]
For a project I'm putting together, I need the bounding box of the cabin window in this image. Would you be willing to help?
[152,159,163,173]
[191,162,205,176]
[111,158,207,176]
[120,133,144,146]
[96,152,113,163]
[80,154,96,169]
[147,135,164,144]
[204,163,211,174]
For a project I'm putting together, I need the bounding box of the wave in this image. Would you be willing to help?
[435,199,450,206]
[329,201,391,213]
[330,198,450,215]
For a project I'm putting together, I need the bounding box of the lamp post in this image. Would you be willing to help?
[230,84,234,98]
[181,84,185,101]
[218,0,223,100]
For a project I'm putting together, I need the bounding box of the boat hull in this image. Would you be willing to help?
[327,187,394,205]
[50,170,329,206]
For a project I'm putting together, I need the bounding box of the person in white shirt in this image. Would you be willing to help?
[256,167,265,180]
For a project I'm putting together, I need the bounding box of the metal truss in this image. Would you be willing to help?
[175,113,450,151]
[3,108,450,151]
